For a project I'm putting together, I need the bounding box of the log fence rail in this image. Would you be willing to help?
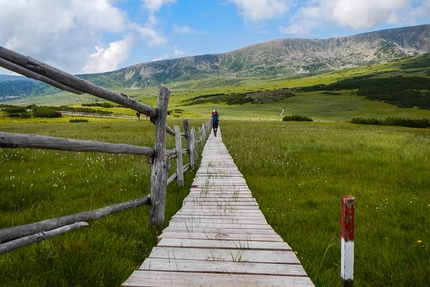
[0,45,211,255]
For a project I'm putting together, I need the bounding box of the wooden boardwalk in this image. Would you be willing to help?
[122,129,314,287]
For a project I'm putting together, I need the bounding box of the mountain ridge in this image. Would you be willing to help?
[1,24,430,102]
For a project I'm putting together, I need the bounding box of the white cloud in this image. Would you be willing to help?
[0,0,166,75]
[82,35,137,73]
[279,23,313,35]
[153,45,185,61]
[281,0,430,35]
[142,0,176,12]
[228,0,291,22]
[326,0,411,29]
[173,24,205,35]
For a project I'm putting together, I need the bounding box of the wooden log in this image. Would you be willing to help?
[0,46,175,137]
[149,86,170,229]
[0,196,150,243]
[183,119,195,169]
[191,126,198,162]
[0,132,154,156]
[0,222,88,255]
[175,125,184,186]
[183,163,190,173]
[0,46,156,118]
[167,173,177,186]
[0,57,83,94]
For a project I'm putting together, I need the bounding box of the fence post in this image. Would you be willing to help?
[174,125,184,186]
[183,119,195,169]
[190,126,197,167]
[341,196,355,287]
[149,86,170,229]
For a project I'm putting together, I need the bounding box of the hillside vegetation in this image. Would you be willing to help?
[1,24,430,103]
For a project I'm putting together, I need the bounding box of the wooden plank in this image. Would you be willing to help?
[173,209,264,215]
[148,247,301,264]
[168,217,268,225]
[158,231,283,242]
[161,222,274,232]
[157,238,292,250]
[161,226,280,236]
[138,258,307,276]
[123,271,315,287]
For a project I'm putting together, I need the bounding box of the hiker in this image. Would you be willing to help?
[211,110,219,137]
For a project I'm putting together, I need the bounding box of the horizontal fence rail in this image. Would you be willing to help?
[0,46,211,255]
[0,46,175,136]
[0,132,155,156]
[0,197,150,254]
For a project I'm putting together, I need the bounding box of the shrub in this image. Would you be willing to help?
[81,102,114,108]
[32,107,62,118]
[69,119,89,123]
[351,117,380,125]
[283,115,313,122]
[5,107,27,113]
[350,117,430,128]
[20,112,31,118]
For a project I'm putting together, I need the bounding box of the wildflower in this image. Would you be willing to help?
[418,240,422,243]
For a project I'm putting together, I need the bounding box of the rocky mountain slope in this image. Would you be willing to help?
[1,24,430,101]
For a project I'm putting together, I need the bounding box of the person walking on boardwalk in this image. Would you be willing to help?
[211,109,219,137]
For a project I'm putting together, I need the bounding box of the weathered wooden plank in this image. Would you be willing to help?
[157,238,292,250]
[161,226,280,236]
[148,247,301,264]
[158,231,283,242]
[138,258,306,276]
[161,222,273,232]
[123,271,315,287]
[169,217,268,225]
[173,210,264,216]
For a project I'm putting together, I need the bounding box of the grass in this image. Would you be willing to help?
[0,119,206,286]
[221,121,430,286]
[1,55,430,285]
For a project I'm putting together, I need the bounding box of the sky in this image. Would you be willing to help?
[0,0,429,76]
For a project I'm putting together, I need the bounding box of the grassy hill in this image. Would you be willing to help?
[2,52,430,124]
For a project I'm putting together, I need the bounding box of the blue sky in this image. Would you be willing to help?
[0,0,429,76]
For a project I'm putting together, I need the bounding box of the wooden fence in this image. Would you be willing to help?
[0,46,211,255]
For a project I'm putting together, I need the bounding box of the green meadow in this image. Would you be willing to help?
[1,56,430,286]
[0,120,205,287]
[221,121,430,286]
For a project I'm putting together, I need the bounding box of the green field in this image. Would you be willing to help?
[1,118,429,286]
[221,121,430,286]
[1,56,430,286]
[0,120,206,286]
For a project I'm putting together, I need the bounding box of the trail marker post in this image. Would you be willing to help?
[341,196,355,287]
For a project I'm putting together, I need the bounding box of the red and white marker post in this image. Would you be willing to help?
[341,196,355,287]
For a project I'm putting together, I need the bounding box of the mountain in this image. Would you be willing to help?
[1,24,430,102]
[107,24,430,88]
[0,75,37,83]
